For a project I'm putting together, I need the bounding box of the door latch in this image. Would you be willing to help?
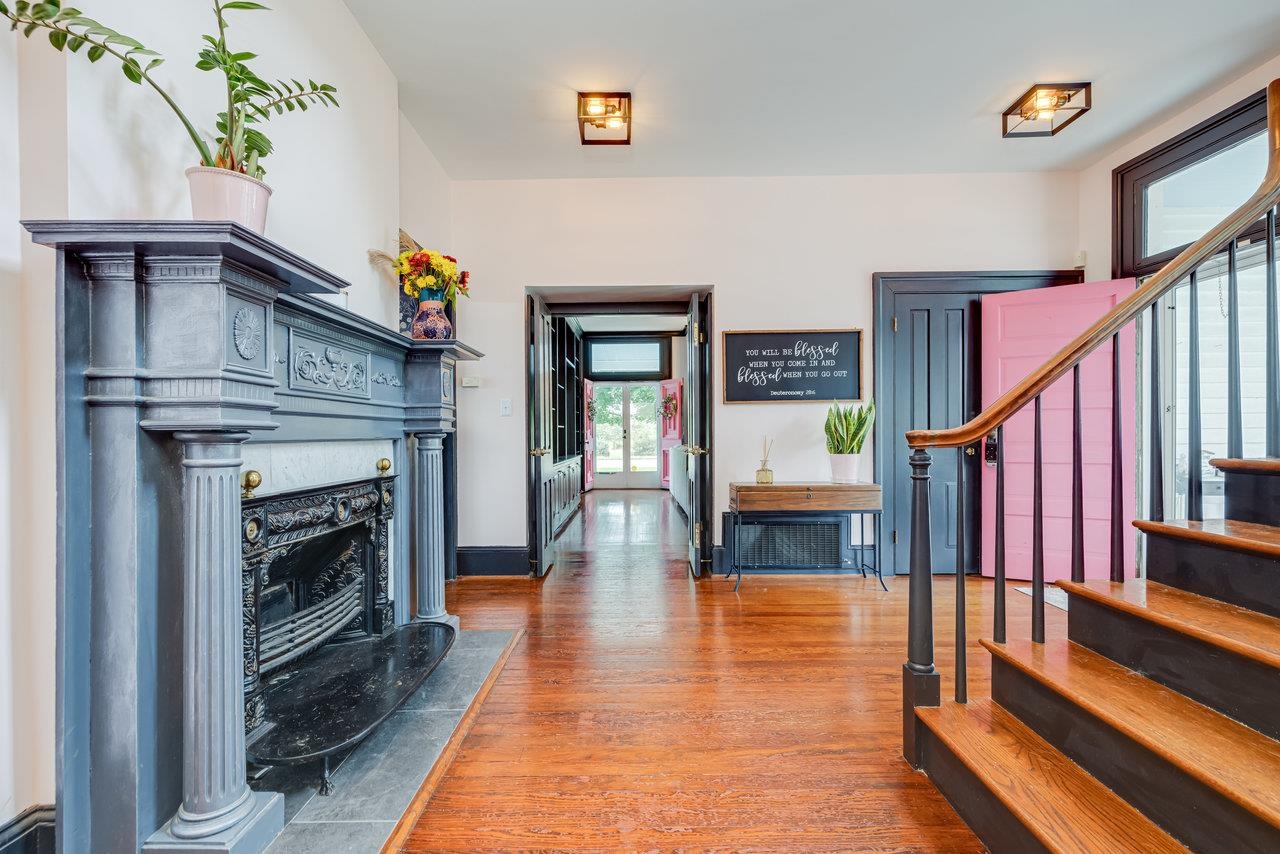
[984,431,999,467]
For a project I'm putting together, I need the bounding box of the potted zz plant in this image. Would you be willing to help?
[4,0,339,233]
[824,399,875,484]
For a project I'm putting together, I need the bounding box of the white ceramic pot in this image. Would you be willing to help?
[185,166,272,234]
[829,453,862,484]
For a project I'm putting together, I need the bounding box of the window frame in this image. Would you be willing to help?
[583,334,672,382]
[1113,89,1268,279]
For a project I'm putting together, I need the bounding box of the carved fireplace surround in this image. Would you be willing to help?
[24,221,481,854]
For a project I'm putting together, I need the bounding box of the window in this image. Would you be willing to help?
[1115,90,1267,278]
[1114,89,1277,519]
[584,336,670,381]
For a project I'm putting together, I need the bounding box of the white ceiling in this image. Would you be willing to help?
[572,315,688,333]
[346,0,1280,180]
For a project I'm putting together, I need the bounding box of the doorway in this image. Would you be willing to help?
[592,382,661,488]
[526,291,715,578]
[872,270,1083,577]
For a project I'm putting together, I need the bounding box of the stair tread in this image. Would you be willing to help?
[918,699,1188,853]
[984,638,1280,828]
[1058,579,1280,670]
[1134,518,1280,560]
[1212,457,1280,475]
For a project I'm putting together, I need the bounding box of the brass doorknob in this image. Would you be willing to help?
[687,445,708,456]
[965,446,976,456]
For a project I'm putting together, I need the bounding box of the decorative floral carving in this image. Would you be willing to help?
[293,344,367,392]
[371,371,403,388]
[233,307,264,360]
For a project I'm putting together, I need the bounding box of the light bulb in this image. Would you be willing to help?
[1037,109,1055,122]
[1034,90,1058,111]
[586,99,606,116]
[605,117,624,130]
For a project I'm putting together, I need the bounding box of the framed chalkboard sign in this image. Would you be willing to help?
[722,329,863,403]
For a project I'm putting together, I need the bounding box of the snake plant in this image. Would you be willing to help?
[824,399,875,455]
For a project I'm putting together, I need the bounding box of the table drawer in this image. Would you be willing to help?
[730,484,882,512]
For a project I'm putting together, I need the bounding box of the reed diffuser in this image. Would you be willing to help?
[756,436,774,484]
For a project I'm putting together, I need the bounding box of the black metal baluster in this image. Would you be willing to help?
[994,425,1006,644]
[903,448,940,766]
[955,447,967,703]
[1071,365,1085,582]
[1110,334,1125,583]
[1032,396,1045,643]
[1150,303,1165,522]
[1188,272,1203,521]
[1227,239,1243,458]
[1267,209,1279,458]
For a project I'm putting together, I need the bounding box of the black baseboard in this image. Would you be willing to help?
[0,805,54,854]
[456,546,530,576]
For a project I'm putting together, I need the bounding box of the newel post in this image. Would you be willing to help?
[902,448,940,767]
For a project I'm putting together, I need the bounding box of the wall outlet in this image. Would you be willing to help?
[499,398,512,416]
[461,376,481,388]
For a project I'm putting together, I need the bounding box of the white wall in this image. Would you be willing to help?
[1078,53,1280,281]
[1,0,443,825]
[399,112,453,251]
[451,173,1080,547]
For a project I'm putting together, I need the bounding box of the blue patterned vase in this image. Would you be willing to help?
[411,298,453,340]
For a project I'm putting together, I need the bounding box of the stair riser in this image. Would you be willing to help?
[918,722,1051,854]
[993,657,1280,854]
[1224,470,1280,526]
[1067,595,1280,739]
[1145,533,1280,618]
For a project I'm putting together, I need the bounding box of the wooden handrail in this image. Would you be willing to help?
[907,78,1280,450]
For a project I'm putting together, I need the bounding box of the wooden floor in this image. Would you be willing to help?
[402,489,1064,852]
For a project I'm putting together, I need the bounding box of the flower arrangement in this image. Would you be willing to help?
[661,392,678,420]
[395,249,471,306]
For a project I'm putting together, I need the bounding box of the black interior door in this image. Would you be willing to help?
[685,293,713,576]
[889,293,980,576]
[527,295,557,577]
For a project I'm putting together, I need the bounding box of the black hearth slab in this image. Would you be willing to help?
[247,622,455,765]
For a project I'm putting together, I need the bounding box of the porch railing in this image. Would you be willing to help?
[902,78,1280,765]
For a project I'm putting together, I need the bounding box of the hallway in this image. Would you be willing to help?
[399,490,1062,851]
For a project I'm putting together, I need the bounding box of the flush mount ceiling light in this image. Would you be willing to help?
[577,92,631,145]
[1002,82,1091,138]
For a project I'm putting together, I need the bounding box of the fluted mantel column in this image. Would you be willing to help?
[146,432,282,854]
[413,432,457,627]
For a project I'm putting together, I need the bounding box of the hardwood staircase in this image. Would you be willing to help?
[901,78,1280,853]
[915,457,1280,853]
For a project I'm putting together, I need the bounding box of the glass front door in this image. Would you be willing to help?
[593,382,661,488]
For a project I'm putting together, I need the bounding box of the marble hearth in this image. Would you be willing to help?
[24,221,481,854]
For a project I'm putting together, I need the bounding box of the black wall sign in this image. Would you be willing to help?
[722,329,863,403]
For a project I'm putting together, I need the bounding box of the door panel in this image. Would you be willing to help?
[583,379,595,490]
[686,293,712,576]
[890,294,980,575]
[980,279,1138,581]
[593,383,661,489]
[527,295,557,577]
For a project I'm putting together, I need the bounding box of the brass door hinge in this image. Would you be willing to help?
[892,529,898,544]
[892,316,898,333]
[694,521,702,548]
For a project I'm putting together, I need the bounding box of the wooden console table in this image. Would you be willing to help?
[727,482,885,592]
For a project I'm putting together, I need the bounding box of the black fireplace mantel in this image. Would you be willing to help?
[24,220,482,854]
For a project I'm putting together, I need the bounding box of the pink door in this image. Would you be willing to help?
[980,279,1137,582]
[583,379,595,491]
[659,379,682,488]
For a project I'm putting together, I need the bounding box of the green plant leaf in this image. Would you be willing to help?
[0,3,10,15]
[146,56,163,72]
[121,58,142,83]
[222,0,270,9]
[48,28,66,50]
[23,21,39,36]
[86,43,103,61]
[67,34,84,51]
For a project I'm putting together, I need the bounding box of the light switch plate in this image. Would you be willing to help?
[461,376,480,388]
[499,398,512,416]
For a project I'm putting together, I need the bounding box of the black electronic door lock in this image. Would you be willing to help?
[984,431,999,466]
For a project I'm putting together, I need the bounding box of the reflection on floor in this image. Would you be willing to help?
[402,489,1050,851]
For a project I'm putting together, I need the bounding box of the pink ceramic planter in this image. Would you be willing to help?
[186,166,273,234]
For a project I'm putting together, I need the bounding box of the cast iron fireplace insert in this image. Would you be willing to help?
[239,474,454,793]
